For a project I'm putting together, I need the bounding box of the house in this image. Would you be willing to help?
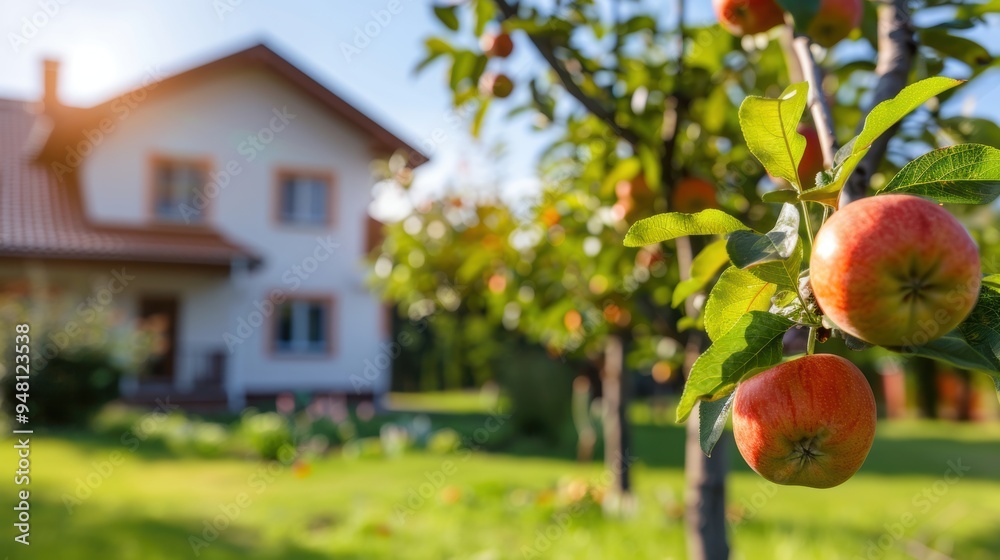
[0,43,425,410]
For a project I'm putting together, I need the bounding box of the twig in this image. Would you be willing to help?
[840,0,915,206]
[492,0,640,145]
[792,36,838,168]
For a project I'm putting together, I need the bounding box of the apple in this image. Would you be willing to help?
[811,194,981,348]
[671,177,719,213]
[480,72,514,98]
[733,354,876,488]
[713,0,785,36]
[806,0,863,48]
[481,32,514,58]
[797,125,825,188]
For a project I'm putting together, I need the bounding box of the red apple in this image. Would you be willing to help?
[806,0,863,48]
[811,194,981,348]
[733,354,876,488]
[671,177,719,213]
[713,0,785,36]
[797,125,825,188]
[481,32,514,58]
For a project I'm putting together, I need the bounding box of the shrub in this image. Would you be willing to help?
[240,412,294,460]
[2,349,123,426]
[427,428,462,454]
[494,345,573,443]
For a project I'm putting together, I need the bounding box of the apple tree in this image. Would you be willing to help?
[414,0,998,556]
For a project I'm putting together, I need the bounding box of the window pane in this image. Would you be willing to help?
[307,304,325,344]
[276,303,293,347]
[155,161,205,222]
[309,181,327,223]
[279,174,329,225]
[281,179,297,220]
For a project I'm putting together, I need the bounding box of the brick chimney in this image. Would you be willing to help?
[42,58,60,111]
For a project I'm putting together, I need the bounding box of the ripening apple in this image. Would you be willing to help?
[712,0,785,36]
[481,32,514,58]
[811,195,981,348]
[480,72,514,98]
[806,0,863,48]
[671,177,719,213]
[733,354,876,488]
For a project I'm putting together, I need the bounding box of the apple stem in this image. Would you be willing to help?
[807,327,817,355]
[800,201,815,248]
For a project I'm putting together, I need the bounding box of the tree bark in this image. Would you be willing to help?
[677,235,730,560]
[602,334,633,513]
[914,357,939,419]
[840,0,915,206]
[683,331,730,560]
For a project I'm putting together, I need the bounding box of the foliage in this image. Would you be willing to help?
[493,343,574,442]
[628,75,1000,455]
[0,293,156,427]
[411,0,1000,463]
[1,350,124,426]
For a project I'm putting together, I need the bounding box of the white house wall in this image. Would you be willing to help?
[78,67,390,396]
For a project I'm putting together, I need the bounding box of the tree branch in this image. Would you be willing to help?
[660,0,687,198]
[792,36,838,168]
[493,0,640,144]
[840,0,915,206]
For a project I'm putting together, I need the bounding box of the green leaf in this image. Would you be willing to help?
[637,144,662,193]
[434,5,461,31]
[983,274,1000,292]
[920,30,992,68]
[473,0,496,36]
[601,157,641,196]
[624,210,749,247]
[471,98,492,138]
[617,15,658,35]
[676,312,793,422]
[672,239,730,308]
[877,144,1000,204]
[704,267,778,341]
[748,243,802,290]
[893,331,999,372]
[800,77,964,207]
[425,37,456,56]
[939,117,1000,146]
[417,38,456,73]
[449,51,478,91]
[699,392,735,457]
[726,203,800,268]
[762,189,800,204]
[739,83,810,189]
[776,0,821,32]
[891,283,1000,402]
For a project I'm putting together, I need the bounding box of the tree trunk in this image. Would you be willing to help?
[956,370,973,422]
[602,334,633,514]
[677,236,730,559]
[683,331,730,560]
[913,357,939,419]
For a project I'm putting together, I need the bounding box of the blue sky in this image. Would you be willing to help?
[1,0,996,210]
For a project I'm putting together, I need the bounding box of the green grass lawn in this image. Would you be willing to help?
[2,418,1000,560]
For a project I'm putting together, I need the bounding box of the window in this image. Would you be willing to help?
[276,170,333,226]
[273,298,332,355]
[152,157,208,223]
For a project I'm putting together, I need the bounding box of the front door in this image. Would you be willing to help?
[139,296,179,381]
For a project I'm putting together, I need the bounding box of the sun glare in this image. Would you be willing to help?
[63,43,123,104]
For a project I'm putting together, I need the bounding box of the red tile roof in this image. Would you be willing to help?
[0,98,260,268]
